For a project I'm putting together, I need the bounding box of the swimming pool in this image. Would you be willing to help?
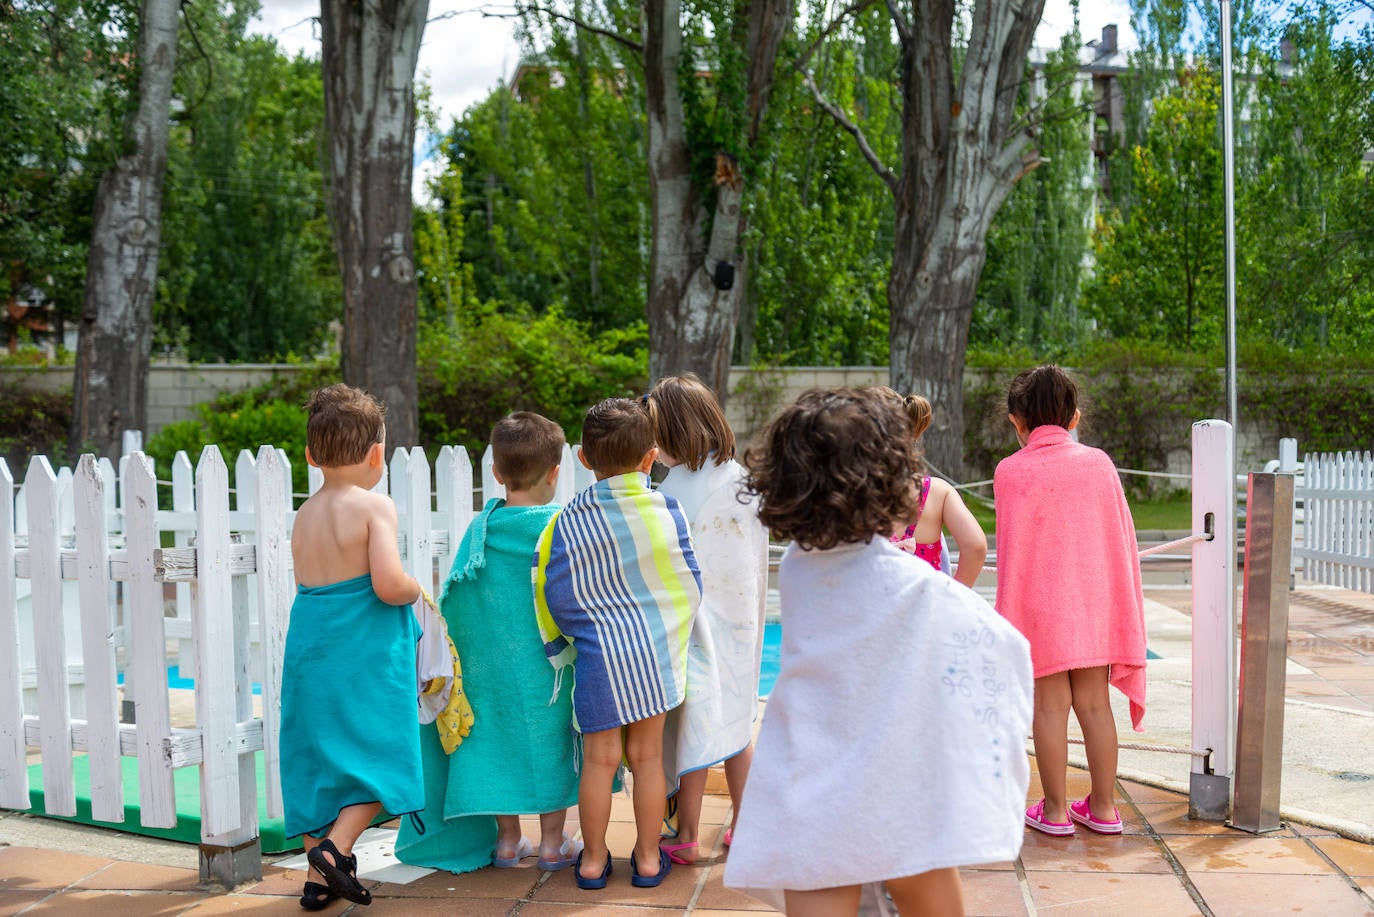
[758,619,781,697]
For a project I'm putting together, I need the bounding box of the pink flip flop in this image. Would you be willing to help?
[1068,796,1124,834]
[658,840,697,865]
[1024,799,1074,836]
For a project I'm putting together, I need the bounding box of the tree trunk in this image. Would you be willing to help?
[642,0,791,399]
[886,0,1045,476]
[68,0,179,461]
[319,0,427,451]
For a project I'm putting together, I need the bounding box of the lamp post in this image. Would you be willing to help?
[1220,0,1238,432]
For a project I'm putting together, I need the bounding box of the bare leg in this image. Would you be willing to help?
[624,713,669,877]
[1032,672,1072,823]
[577,728,622,882]
[669,768,708,864]
[722,743,754,835]
[328,801,381,858]
[495,814,524,860]
[538,808,570,862]
[886,867,966,917]
[784,884,861,917]
[301,834,326,890]
[1069,666,1119,820]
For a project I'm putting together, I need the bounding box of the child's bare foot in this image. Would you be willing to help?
[574,850,612,889]
[658,837,698,865]
[537,834,583,871]
[491,835,533,867]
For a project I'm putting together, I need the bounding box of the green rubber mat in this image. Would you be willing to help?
[24,752,300,853]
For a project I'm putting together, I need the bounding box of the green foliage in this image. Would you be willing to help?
[157,22,339,361]
[447,47,649,333]
[416,308,648,455]
[742,3,895,364]
[975,26,1095,352]
[0,382,72,475]
[1085,65,1226,349]
[144,362,340,497]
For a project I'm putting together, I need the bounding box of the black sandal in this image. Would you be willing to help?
[306,838,372,905]
[299,880,337,910]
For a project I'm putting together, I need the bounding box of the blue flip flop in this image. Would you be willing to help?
[630,847,673,888]
[574,850,613,890]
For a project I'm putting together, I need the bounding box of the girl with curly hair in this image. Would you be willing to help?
[722,387,1034,917]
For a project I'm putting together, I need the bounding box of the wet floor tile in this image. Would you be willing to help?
[1118,780,1188,805]
[1020,832,1174,874]
[1132,803,1246,836]
[691,865,767,911]
[529,857,702,909]
[1312,837,1374,877]
[363,897,517,915]
[1024,871,1201,916]
[1166,835,1340,874]
[1187,872,1374,915]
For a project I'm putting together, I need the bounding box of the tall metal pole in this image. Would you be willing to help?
[1220,0,1239,431]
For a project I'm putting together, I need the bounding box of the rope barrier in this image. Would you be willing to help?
[1137,532,1212,557]
[1060,737,1211,759]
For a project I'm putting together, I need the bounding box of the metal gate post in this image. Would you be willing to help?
[1190,420,1236,819]
[1231,472,1295,833]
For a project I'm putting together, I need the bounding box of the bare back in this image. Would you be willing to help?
[291,483,415,605]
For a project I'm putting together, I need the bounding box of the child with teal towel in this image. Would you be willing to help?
[280,383,424,909]
[396,412,583,873]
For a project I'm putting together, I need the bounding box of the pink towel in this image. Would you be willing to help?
[994,426,1147,731]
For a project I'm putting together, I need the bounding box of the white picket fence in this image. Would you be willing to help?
[1294,449,1374,593]
[0,436,592,881]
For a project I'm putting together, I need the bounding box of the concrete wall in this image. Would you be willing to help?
[5,363,1281,481]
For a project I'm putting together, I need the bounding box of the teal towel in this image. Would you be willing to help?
[279,573,423,838]
[396,499,576,873]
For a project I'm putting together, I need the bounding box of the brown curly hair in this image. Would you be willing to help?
[742,387,919,550]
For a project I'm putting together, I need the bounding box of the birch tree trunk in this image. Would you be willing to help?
[886,0,1045,476]
[68,0,179,461]
[319,0,427,450]
[643,0,791,398]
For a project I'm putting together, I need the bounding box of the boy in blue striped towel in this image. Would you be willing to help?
[534,397,702,890]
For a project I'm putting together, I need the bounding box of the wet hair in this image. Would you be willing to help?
[646,373,735,471]
[580,397,655,475]
[742,387,919,550]
[901,393,933,439]
[305,383,385,467]
[1006,364,1079,432]
[491,412,566,491]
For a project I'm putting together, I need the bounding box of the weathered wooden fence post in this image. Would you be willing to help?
[0,459,28,810]
[193,445,260,886]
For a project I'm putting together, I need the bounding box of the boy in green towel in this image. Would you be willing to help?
[396,412,583,874]
[280,383,424,909]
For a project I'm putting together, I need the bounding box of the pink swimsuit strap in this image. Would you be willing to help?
[889,477,943,573]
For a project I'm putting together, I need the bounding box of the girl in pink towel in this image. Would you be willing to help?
[887,393,988,587]
[994,365,1147,838]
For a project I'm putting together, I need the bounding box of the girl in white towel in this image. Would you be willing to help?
[723,387,1034,917]
[645,374,769,866]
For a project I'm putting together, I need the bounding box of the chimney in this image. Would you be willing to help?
[1101,24,1118,55]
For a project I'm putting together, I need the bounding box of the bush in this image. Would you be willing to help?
[145,363,338,500]
[0,383,72,476]
[418,307,647,455]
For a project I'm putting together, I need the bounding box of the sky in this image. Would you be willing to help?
[250,0,1137,128]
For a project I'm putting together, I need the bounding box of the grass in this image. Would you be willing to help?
[962,489,1193,535]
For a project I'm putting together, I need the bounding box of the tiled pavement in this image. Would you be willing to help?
[4,762,1374,915]
[3,584,1374,915]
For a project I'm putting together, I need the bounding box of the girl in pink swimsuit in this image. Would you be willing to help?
[887,393,988,588]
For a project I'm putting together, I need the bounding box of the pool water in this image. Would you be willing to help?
[758,619,781,697]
